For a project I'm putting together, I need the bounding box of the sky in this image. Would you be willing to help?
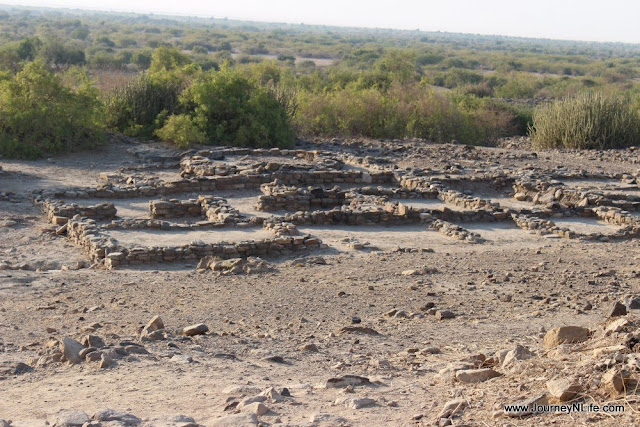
[2,0,639,44]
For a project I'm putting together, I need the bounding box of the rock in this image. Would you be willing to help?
[435,310,455,320]
[593,344,627,356]
[14,362,32,374]
[182,323,209,336]
[261,387,284,403]
[606,318,630,334]
[144,415,199,427]
[309,413,348,424]
[143,329,167,341]
[92,408,142,426]
[143,315,165,334]
[52,410,90,427]
[402,269,420,276]
[170,354,193,364]
[609,302,628,317]
[325,374,371,388]
[602,367,631,394]
[222,385,261,395]
[261,355,286,364]
[298,343,319,352]
[81,335,106,348]
[514,192,527,201]
[241,402,268,416]
[547,378,582,402]
[628,298,640,309]
[210,413,257,427]
[455,368,501,383]
[0,420,9,427]
[502,344,535,367]
[99,352,112,369]
[335,397,376,409]
[238,396,267,408]
[61,337,85,364]
[280,387,291,397]
[340,326,380,335]
[420,346,441,355]
[438,399,467,418]
[543,326,590,349]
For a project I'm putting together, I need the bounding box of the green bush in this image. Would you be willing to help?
[530,91,640,149]
[104,72,183,138]
[0,62,104,158]
[295,83,514,145]
[157,66,295,148]
[148,46,191,73]
[154,114,206,148]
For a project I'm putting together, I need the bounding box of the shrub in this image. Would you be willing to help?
[530,91,640,149]
[158,66,295,148]
[104,72,183,138]
[295,83,514,145]
[154,114,205,148]
[0,62,104,158]
[148,46,191,73]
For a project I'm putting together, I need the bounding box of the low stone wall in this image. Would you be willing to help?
[358,185,439,199]
[66,219,113,261]
[104,235,322,269]
[36,170,397,201]
[438,190,501,211]
[199,196,246,223]
[40,200,117,225]
[256,184,348,212]
[149,198,201,218]
[429,220,484,243]
[513,180,640,211]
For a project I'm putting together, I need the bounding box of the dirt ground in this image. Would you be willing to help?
[0,138,639,426]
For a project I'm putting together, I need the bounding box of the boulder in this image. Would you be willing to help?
[92,408,142,426]
[52,410,90,427]
[546,378,582,402]
[455,368,501,383]
[61,337,85,364]
[602,368,631,394]
[210,414,257,427]
[543,326,590,349]
[182,324,209,336]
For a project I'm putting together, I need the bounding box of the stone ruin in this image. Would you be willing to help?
[27,145,640,271]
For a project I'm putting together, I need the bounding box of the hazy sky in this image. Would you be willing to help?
[2,0,639,44]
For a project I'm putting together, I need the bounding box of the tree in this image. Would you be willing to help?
[0,62,104,157]
[159,66,294,148]
[148,46,191,73]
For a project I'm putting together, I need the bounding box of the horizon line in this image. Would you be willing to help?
[1,2,639,46]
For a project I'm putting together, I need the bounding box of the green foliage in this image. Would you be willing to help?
[295,83,514,145]
[148,46,191,73]
[530,91,640,149]
[131,50,152,70]
[104,72,183,138]
[429,68,484,89]
[154,114,206,148]
[0,62,104,158]
[157,66,295,148]
[38,38,86,68]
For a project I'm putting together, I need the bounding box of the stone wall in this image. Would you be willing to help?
[513,180,640,211]
[429,220,484,243]
[40,200,117,225]
[256,184,348,212]
[36,170,397,201]
[149,198,201,218]
[104,235,322,269]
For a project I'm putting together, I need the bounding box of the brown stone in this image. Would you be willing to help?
[543,326,590,349]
